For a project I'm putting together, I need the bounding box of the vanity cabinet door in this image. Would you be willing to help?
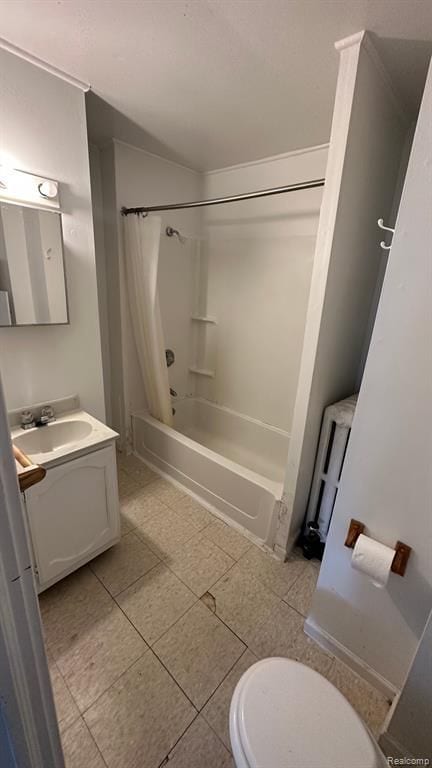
[24,444,120,590]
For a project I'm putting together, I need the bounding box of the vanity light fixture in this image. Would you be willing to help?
[0,165,13,189]
[0,167,60,211]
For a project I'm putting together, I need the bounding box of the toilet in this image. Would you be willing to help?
[229,658,388,768]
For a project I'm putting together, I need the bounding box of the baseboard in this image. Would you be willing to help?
[273,543,287,560]
[378,731,413,760]
[304,617,398,699]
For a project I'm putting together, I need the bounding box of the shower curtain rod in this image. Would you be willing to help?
[120,177,325,215]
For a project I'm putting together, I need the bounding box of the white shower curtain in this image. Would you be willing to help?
[123,214,173,427]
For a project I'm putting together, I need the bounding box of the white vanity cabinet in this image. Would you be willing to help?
[23,443,120,591]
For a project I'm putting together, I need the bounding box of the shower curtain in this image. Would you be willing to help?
[123,214,173,427]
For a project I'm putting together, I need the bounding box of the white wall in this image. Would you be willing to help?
[275,32,410,555]
[381,611,432,759]
[307,60,432,690]
[0,49,105,420]
[98,140,201,444]
[201,146,327,432]
[89,144,112,424]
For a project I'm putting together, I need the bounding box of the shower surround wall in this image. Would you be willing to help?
[199,146,327,435]
[98,140,326,458]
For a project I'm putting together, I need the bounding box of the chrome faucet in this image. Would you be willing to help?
[20,410,36,430]
[20,404,56,430]
[38,405,56,426]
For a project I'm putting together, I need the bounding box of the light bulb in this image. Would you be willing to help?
[38,180,58,199]
[0,165,13,189]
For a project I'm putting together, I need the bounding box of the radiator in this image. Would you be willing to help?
[305,394,357,541]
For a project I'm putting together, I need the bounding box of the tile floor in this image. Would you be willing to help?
[40,453,391,768]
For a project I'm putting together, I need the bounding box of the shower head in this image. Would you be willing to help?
[166,226,186,244]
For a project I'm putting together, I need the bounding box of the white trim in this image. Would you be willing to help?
[334,31,366,52]
[361,32,409,125]
[206,143,329,176]
[0,37,89,91]
[275,32,362,557]
[112,138,200,175]
[0,376,64,766]
[335,31,408,125]
[304,617,398,699]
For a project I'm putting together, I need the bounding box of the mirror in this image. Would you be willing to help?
[0,203,68,326]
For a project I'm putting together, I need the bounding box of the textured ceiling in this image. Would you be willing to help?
[0,0,431,170]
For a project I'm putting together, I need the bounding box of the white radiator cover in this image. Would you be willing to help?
[305,395,357,540]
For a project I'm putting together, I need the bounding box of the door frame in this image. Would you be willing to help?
[0,373,64,768]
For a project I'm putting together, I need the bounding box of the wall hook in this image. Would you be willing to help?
[377,218,394,251]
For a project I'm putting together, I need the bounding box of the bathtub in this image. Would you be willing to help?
[132,397,289,546]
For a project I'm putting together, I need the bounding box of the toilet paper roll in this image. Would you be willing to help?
[351,534,394,588]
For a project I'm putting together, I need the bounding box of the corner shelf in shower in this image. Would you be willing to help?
[188,367,215,378]
[190,315,218,324]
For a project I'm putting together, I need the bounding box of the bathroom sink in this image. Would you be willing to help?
[13,419,93,457]
[10,405,119,468]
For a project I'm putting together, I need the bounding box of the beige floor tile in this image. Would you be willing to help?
[90,532,160,596]
[40,567,114,657]
[48,655,80,734]
[147,477,186,506]
[202,649,257,750]
[284,562,319,616]
[118,453,157,485]
[120,485,168,530]
[245,597,333,676]
[56,604,147,712]
[203,519,252,561]
[288,629,334,676]
[120,511,134,536]
[164,715,234,768]
[61,717,106,768]
[135,506,198,559]
[169,534,234,597]
[153,601,245,709]
[84,651,196,768]
[117,562,196,645]
[327,659,391,736]
[237,544,307,598]
[209,564,280,645]
[170,495,214,530]
[117,468,140,500]
[247,597,303,658]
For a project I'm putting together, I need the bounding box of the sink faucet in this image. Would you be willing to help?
[20,404,56,430]
[20,410,36,430]
[38,405,56,426]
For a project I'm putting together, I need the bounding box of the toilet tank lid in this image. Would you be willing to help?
[231,658,385,768]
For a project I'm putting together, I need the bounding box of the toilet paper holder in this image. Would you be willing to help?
[344,519,411,576]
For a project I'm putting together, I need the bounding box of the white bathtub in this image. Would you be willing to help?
[132,397,289,546]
